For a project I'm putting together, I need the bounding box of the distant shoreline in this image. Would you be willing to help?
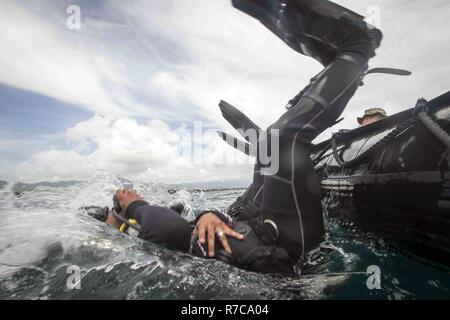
[0,179,248,194]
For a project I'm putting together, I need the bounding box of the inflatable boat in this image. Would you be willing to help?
[312,92,450,267]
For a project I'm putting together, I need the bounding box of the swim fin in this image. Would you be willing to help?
[219,100,261,141]
[217,130,257,157]
[232,0,382,66]
[365,67,412,76]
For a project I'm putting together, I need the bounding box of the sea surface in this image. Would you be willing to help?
[0,172,449,300]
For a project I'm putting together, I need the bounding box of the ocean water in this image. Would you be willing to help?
[0,172,449,300]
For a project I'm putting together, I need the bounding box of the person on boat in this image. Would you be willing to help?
[97,0,384,275]
[357,108,387,126]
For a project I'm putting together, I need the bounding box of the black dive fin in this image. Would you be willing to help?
[365,68,412,76]
[231,0,379,66]
[219,100,261,141]
[217,131,257,157]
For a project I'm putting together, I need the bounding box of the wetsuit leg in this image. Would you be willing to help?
[206,56,368,273]
[257,54,372,269]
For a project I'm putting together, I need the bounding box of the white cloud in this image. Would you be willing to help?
[0,0,132,116]
[0,115,253,183]
[133,0,321,128]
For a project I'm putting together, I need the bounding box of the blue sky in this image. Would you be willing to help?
[0,83,91,152]
[0,0,449,183]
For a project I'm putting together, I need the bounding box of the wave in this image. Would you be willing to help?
[0,171,449,299]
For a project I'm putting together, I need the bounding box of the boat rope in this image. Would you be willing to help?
[414,98,450,148]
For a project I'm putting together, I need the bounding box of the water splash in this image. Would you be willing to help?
[0,172,449,299]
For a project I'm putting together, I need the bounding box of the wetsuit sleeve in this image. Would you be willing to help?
[125,201,192,252]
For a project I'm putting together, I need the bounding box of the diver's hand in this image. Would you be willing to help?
[115,189,143,215]
[195,213,244,257]
[105,209,121,229]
